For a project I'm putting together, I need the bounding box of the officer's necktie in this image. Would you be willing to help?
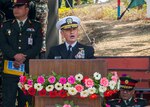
[126,100,129,105]
[19,21,23,31]
[67,45,72,59]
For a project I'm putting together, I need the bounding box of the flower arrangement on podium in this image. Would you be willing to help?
[18,71,120,99]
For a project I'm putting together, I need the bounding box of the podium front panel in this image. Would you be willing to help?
[29,59,107,76]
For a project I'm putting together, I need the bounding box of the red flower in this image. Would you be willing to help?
[28,87,36,96]
[57,90,67,98]
[89,94,98,99]
[22,87,28,95]
[49,90,57,98]
[104,90,112,97]
[38,89,47,96]
[82,76,89,83]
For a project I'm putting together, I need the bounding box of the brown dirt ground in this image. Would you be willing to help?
[76,3,150,56]
[80,20,150,56]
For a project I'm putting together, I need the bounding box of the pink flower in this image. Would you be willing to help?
[59,77,67,85]
[63,104,71,107]
[111,72,118,77]
[27,79,33,86]
[111,76,118,82]
[106,104,110,107]
[100,77,109,87]
[37,76,45,84]
[48,76,56,84]
[19,75,27,84]
[68,76,75,84]
[75,84,84,92]
[85,78,94,88]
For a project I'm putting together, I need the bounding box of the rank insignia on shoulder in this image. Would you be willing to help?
[3,19,12,23]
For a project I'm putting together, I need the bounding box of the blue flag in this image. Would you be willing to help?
[128,0,146,8]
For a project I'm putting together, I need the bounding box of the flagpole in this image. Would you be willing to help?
[117,0,121,20]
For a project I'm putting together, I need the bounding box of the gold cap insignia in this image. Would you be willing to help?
[125,80,129,84]
[66,18,73,24]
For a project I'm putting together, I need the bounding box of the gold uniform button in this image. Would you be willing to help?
[19,40,21,42]
[19,33,22,36]
[18,47,21,49]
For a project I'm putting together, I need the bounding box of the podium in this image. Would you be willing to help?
[29,59,107,107]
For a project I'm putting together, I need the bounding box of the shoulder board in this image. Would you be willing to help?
[3,19,13,23]
[109,99,120,102]
[134,98,147,101]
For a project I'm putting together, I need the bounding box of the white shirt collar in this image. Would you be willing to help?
[17,18,27,26]
[124,97,132,105]
[65,41,77,50]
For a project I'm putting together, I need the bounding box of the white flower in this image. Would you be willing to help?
[93,72,101,80]
[75,73,83,81]
[18,82,23,89]
[80,90,89,97]
[64,82,71,90]
[46,85,54,92]
[34,83,43,91]
[68,87,77,96]
[24,84,32,90]
[117,79,120,90]
[55,82,63,91]
[99,85,107,93]
[88,87,96,94]
[109,80,117,90]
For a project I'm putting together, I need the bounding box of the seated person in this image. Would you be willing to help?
[107,75,148,107]
[48,16,95,59]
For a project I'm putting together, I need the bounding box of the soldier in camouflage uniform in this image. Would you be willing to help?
[107,75,148,107]
[35,0,48,53]
[0,0,43,107]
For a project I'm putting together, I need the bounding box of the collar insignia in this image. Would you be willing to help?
[7,29,11,36]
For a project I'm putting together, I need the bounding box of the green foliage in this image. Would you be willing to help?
[101,7,117,20]
[58,0,117,20]
[59,7,73,18]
